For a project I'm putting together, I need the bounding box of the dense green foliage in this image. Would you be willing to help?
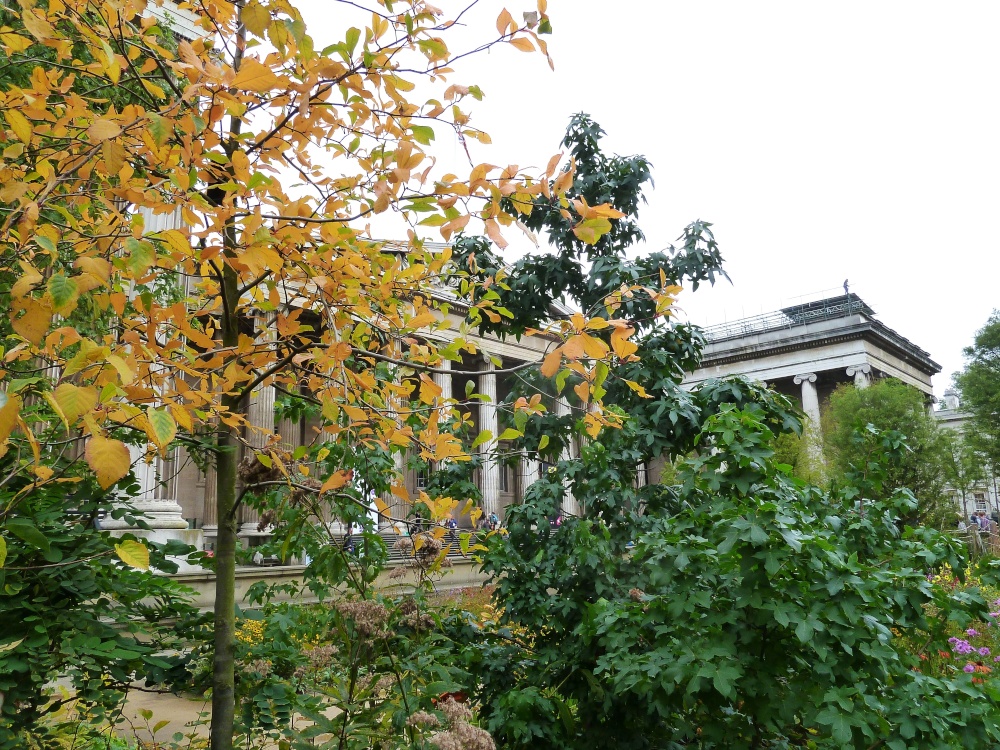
[457,115,1000,749]
[823,379,951,526]
[0,460,202,749]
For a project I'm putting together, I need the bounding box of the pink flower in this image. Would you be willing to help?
[964,664,976,673]
[967,629,980,637]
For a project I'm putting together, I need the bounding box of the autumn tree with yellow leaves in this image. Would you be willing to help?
[0,1,643,747]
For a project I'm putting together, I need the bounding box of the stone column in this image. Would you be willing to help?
[277,416,299,451]
[241,384,275,535]
[432,358,453,406]
[379,396,406,532]
[479,359,501,518]
[102,447,189,532]
[202,460,217,547]
[555,397,578,516]
[794,372,825,476]
[846,364,871,389]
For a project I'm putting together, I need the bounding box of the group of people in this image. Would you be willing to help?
[959,510,1000,555]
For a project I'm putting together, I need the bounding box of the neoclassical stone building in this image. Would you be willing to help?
[682,294,942,459]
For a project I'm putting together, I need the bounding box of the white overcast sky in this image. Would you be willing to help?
[301,1,1000,397]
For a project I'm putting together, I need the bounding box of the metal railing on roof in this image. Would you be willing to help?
[702,295,870,343]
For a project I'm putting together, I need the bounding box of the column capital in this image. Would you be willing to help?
[845,364,871,377]
[793,372,817,385]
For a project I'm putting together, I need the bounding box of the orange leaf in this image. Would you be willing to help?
[320,468,354,493]
[540,349,561,378]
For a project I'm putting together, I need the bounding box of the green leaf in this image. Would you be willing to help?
[411,125,435,145]
[6,519,50,553]
[146,406,177,449]
[0,535,6,568]
[126,238,156,276]
[47,273,79,314]
[538,434,549,451]
[345,26,360,55]
[498,428,521,441]
[471,430,492,450]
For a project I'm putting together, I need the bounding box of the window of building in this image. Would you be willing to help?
[975,492,987,512]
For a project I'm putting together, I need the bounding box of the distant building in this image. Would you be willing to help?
[935,389,999,519]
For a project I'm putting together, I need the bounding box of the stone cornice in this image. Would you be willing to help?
[699,318,941,377]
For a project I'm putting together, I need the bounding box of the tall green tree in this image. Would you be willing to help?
[824,379,950,526]
[956,311,1000,484]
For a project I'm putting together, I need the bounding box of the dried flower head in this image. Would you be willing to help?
[406,711,441,728]
[335,599,390,639]
[629,588,645,602]
[439,697,472,724]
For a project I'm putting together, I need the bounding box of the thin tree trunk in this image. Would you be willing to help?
[211,261,242,750]
[210,12,247,749]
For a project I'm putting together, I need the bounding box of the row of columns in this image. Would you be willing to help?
[791,364,874,475]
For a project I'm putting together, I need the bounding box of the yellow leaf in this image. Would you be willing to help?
[418,374,442,404]
[154,229,192,257]
[115,540,150,570]
[106,354,136,385]
[239,244,282,276]
[232,58,280,92]
[85,436,131,489]
[484,219,508,249]
[624,380,650,398]
[579,332,608,360]
[145,407,176,450]
[52,383,99,424]
[21,9,53,41]
[11,297,52,345]
[509,36,534,52]
[0,32,32,52]
[611,326,638,359]
[231,149,250,183]
[87,119,122,142]
[74,257,111,282]
[407,311,437,329]
[0,394,21,444]
[588,203,626,220]
[11,263,43,299]
[171,404,193,431]
[101,139,126,174]
[574,381,589,403]
[241,0,270,36]
[5,109,31,144]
